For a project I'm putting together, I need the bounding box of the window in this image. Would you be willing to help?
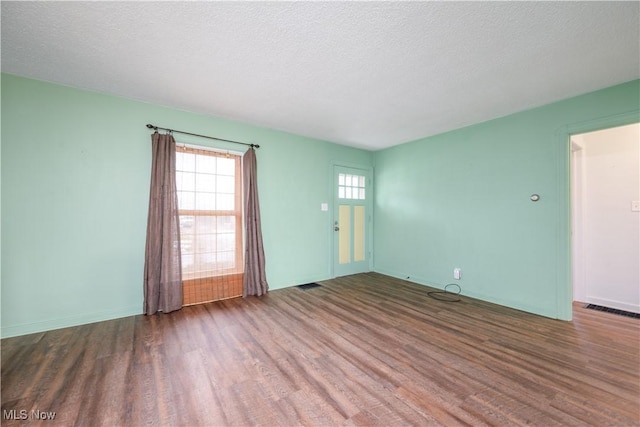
[338,173,366,200]
[176,145,243,304]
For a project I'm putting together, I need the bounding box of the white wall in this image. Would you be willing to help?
[572,123,640,313]
[571,136,586,303]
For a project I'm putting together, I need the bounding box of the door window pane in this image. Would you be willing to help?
[337,173,366,200]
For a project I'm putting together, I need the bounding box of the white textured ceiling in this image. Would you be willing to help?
[2,1,639,150]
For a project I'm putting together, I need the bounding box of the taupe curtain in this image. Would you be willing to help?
[143,132,183,314]
[242,147,268,296]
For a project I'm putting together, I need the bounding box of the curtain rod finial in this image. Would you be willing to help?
[146,124,156,129]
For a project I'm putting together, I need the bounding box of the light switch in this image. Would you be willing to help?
[321,203,329,211]
[632,201,640,212]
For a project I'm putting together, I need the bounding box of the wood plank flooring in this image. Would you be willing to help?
[2,273,639,426]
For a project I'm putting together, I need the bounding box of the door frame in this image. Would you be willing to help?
[557,110,639,320]
[330,161,374,278]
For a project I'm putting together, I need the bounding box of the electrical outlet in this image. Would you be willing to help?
[453,268,461,280]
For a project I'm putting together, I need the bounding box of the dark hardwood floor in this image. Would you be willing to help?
[2,273,639,426]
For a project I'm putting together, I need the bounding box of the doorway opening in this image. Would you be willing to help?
[570,123,639,315]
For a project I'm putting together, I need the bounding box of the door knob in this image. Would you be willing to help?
[334,226,340,231]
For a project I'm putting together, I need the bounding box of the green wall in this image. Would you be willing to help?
[3,73,638,337]
[373,80,639,319]
[1,74,372,338]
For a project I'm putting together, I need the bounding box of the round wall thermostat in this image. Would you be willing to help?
[530,194,540,202]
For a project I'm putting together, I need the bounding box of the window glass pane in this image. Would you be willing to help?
[195,174,215,192]
[177,172,195,192]
[196,252,216,269]
[216,175,235,194]
[182,250,194,270]
[176,171,184,191]
[178,191,195,210]
[359,175,365,187]
[338,187,345,199]
[195,192,215,210]
[346,175,352,186]
[217,251,235,269]
[175,151,185,171]
[178,152,196,172]
[216,194,234,210]
[217,233,235,252]
[346,187,352,199]
[217,216,235,232]
[195,216,216,234]
[217,157,235,175]
[338,173,345,186]
[196,154,216,173]
[182,214,230,277]
[180,235,195,265]
[359,188,365,200]
[180,216,195,236]
[205,252,217,264]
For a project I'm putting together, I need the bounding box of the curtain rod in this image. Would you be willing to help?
[146,124,259,148]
